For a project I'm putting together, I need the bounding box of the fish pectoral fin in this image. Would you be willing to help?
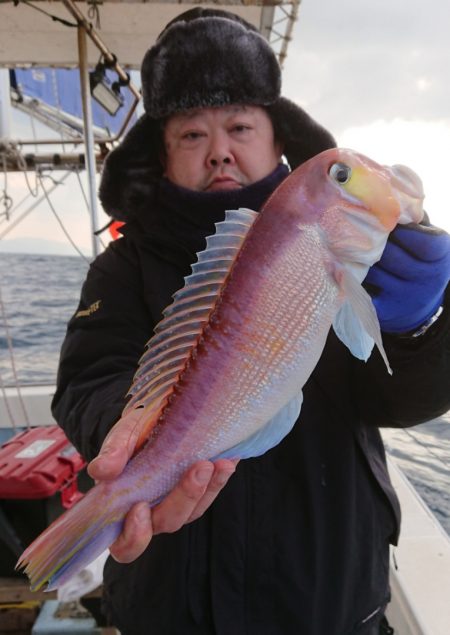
[332,267,392,374]
[213,393,303,460]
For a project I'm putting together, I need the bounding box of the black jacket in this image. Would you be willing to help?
[52,176,450,635]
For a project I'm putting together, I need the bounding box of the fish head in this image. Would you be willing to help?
[284,148,425,268]
[325,148,424,227]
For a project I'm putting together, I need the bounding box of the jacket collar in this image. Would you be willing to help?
[121,163,289,269]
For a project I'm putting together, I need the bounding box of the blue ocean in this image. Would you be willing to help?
[0,252,89,385]
[0,252,449,535]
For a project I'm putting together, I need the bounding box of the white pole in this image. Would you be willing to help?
[77,27,102,259]
[0,69,12,139]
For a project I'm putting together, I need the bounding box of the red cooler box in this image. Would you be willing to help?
[0,426,91,577]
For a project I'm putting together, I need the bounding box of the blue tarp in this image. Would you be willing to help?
[10,68,136,134]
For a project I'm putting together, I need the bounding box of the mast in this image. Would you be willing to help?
[77,25,102,259]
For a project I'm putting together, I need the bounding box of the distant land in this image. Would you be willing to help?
[0,237,90,257]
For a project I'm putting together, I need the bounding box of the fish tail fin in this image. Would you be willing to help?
[16,485,122,591]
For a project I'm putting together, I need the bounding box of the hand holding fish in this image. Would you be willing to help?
[89,408,237,563]
[364,219,450,334]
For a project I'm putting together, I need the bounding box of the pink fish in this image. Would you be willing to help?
[17,148,424,590]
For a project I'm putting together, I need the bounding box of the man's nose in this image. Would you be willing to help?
[206,134,235,168]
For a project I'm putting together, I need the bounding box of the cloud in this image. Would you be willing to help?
[279,0,450,233]
[282,0,450,132]
[338,118,450,231]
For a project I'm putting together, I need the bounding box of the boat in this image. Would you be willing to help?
[384,456,450,634]
[0,1,449,633]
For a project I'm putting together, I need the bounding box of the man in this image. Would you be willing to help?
[52,8,450,634]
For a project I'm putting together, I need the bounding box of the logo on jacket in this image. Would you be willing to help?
[75,300,101,318]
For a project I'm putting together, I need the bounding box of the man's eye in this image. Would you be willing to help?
[182,131,203,141]
[231,124,251,133]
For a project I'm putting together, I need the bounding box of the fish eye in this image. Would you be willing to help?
[329,162,352,184]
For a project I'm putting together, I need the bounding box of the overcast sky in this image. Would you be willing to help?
[282,0,450,232]
[284,0,449,130]
[1,0,449,255]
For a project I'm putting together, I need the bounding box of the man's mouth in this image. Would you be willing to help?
[206,176,242,191]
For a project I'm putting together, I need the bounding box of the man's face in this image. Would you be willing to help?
[162,105,283,192]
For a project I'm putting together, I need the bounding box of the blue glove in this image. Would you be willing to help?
[364,218,450,334]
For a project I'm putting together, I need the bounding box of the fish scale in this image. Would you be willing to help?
[146,228,341,467]
[17,148,424,591]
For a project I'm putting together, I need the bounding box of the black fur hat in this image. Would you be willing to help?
[141,12,280,118]
[99,8,336,221]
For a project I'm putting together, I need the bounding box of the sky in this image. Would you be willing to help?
[282,0,450,232]
[0,0,449,257]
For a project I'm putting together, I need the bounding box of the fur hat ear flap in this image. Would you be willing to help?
[267,98,337,170]
[99,115,163,221]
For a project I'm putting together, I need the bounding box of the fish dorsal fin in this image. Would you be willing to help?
[123,208,259,453]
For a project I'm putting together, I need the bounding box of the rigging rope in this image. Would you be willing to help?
[0,188,35,228]
[0,164,97,261]
[28,108,38,154]
[0,283,30,429]
[0,167,93,430]
[0,171,71,240]
[87,0,101,30]
[0,139,39,198]
[51,68,67,151]
[15,0,78,29]
[1,152,13,220]
[0,373,17,430]
[37,172,91,263]
[26,111,41,196]
[1,142,101,260]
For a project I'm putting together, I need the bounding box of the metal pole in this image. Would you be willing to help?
[0,69,12,138]
[62,0,140,101]
[77,25,101,258]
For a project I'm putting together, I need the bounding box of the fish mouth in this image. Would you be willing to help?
[388,164,424,224]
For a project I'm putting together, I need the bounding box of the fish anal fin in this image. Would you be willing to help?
[214,393,303,460]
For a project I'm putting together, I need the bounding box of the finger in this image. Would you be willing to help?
[88,408,145,481]
[389,225,450,261]
[371,240,419,280]
[151,461,215,535]
[187,459,238,523]
[371,246,415,280]
[109,502,153,563]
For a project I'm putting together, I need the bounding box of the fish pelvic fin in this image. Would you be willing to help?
[124,208,259,454]
[16,484,122,591]
[332,266,392,374]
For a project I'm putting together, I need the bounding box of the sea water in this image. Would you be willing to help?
[0,252,89,384]
[0,252,449,534]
